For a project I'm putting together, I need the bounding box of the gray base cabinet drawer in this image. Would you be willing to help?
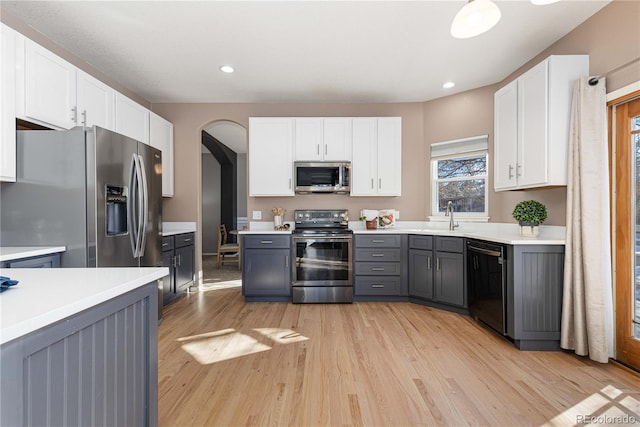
[355,235,401,248]
[355,248,402,262]
[244,235,291,249]
[2,253,61,268]
[174,232,195,248]
[435,236,464,253]
[162,236,174,251]
[355,262,401,276]
[409,235,433,250]
[355,276,402,296]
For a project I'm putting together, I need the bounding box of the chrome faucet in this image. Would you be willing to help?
[445,201,459,231]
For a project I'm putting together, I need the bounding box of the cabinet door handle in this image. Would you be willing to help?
[427,256,431,270]
[436,258,440,271]
[508,164,514,179]
[289,178,292,189]
[317,144,320,155]
[378,178,382,189]
[516,164,522,177]
[172,255,178,268]
[371,253,385,257]
[71,106,78,123]
[81,110,87,127]
[285,255,289,268]
[260,240,273,244]
[371,284,384,288]
[178,254,182,266]
[371,178,374,189]
[325,144,328,156]
[371,267,385,271]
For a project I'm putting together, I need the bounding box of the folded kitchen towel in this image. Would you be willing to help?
[378,209,396,228]
[0,276,19,293]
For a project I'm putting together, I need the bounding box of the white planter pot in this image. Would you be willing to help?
[519,223,539,237]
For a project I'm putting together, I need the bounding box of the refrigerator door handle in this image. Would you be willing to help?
[133,154,145,258]
[128,153,138,258]
[137,153,149,258]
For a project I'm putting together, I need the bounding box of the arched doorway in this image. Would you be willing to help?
[200,120,247,256]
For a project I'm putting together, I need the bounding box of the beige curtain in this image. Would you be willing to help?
[561,77,613,363]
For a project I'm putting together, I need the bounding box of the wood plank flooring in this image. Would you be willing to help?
[158,286,640,426]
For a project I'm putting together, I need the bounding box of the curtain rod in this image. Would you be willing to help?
[588,57,640,86]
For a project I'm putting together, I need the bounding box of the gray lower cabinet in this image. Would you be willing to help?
[0,283,158,427]
[242,235,292,301]
[1,253,61,268]
[506,244,565,350]
[354,234,407,299]
[409,235,466,310]
[162,232,195,305]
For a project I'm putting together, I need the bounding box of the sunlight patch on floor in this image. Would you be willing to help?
[543,385,640,426]
[179,328,271,364]
[253,328,309,344]
[200,279,242,290]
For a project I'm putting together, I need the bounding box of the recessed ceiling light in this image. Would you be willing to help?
[220,65,234,73]
[443,81,455,89]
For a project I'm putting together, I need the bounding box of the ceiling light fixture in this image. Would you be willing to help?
[443,81,456,89]
[530,0,560,4]
[450,0,502,39]
[220,65,234,73]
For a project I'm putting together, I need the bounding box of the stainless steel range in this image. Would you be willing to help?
[292,209,353,303]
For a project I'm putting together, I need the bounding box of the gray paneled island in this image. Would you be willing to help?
[0,267,167,426]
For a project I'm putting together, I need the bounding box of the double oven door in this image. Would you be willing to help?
[292,234,353,303]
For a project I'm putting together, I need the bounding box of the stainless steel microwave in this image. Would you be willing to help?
[294,161,350,194]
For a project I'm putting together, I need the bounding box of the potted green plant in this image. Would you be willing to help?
[512,200,547,237]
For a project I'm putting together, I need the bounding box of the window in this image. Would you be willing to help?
[430,135,488,218]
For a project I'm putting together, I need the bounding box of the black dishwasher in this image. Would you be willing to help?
[467,239,507,335]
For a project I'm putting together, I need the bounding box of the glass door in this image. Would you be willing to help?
[613,95,640,369]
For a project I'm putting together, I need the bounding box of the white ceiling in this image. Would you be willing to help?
[2,0,610,105]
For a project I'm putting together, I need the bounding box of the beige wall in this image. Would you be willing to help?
[154,1,639,278]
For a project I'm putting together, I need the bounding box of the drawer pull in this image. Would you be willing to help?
[371,284,384,288]
[183,238,191,242]
[260,240,273,244]
[371,267,385,271]
[371,239,385,243]
[371,253,385,257]
[162,243,169,247]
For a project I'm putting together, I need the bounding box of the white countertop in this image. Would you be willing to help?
[0,267,168,345]
[162,221,196,236]
[0,246,66,262]
[239,221,565,245]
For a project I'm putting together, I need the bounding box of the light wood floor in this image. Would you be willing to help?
[158,287,640,426]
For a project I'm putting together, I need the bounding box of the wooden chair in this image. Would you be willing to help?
[217,224,240,269]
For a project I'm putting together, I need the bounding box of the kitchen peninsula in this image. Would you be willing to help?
[0,267,167,426]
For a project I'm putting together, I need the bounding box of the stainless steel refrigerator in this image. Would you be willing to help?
[0,126,163,270]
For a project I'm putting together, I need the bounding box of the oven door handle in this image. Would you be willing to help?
[293,237,353,243]
[467,245,502,258]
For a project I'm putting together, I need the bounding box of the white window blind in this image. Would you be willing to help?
[430,135,489,159]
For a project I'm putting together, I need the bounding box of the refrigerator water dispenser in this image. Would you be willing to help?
[106,185,128,235]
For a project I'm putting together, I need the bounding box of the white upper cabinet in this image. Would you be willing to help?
[23,39,77,129]
[149,111,174,197]
[294,118,352,161]
[323,118,352,161]
[249,118,294,196]
[294,118,323,160]
[1,24,18,182]
[76,70,114,130]
[494,80,518,190]
[493,55,588,191]
[351,117,402,196]
[115,92,150,144]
